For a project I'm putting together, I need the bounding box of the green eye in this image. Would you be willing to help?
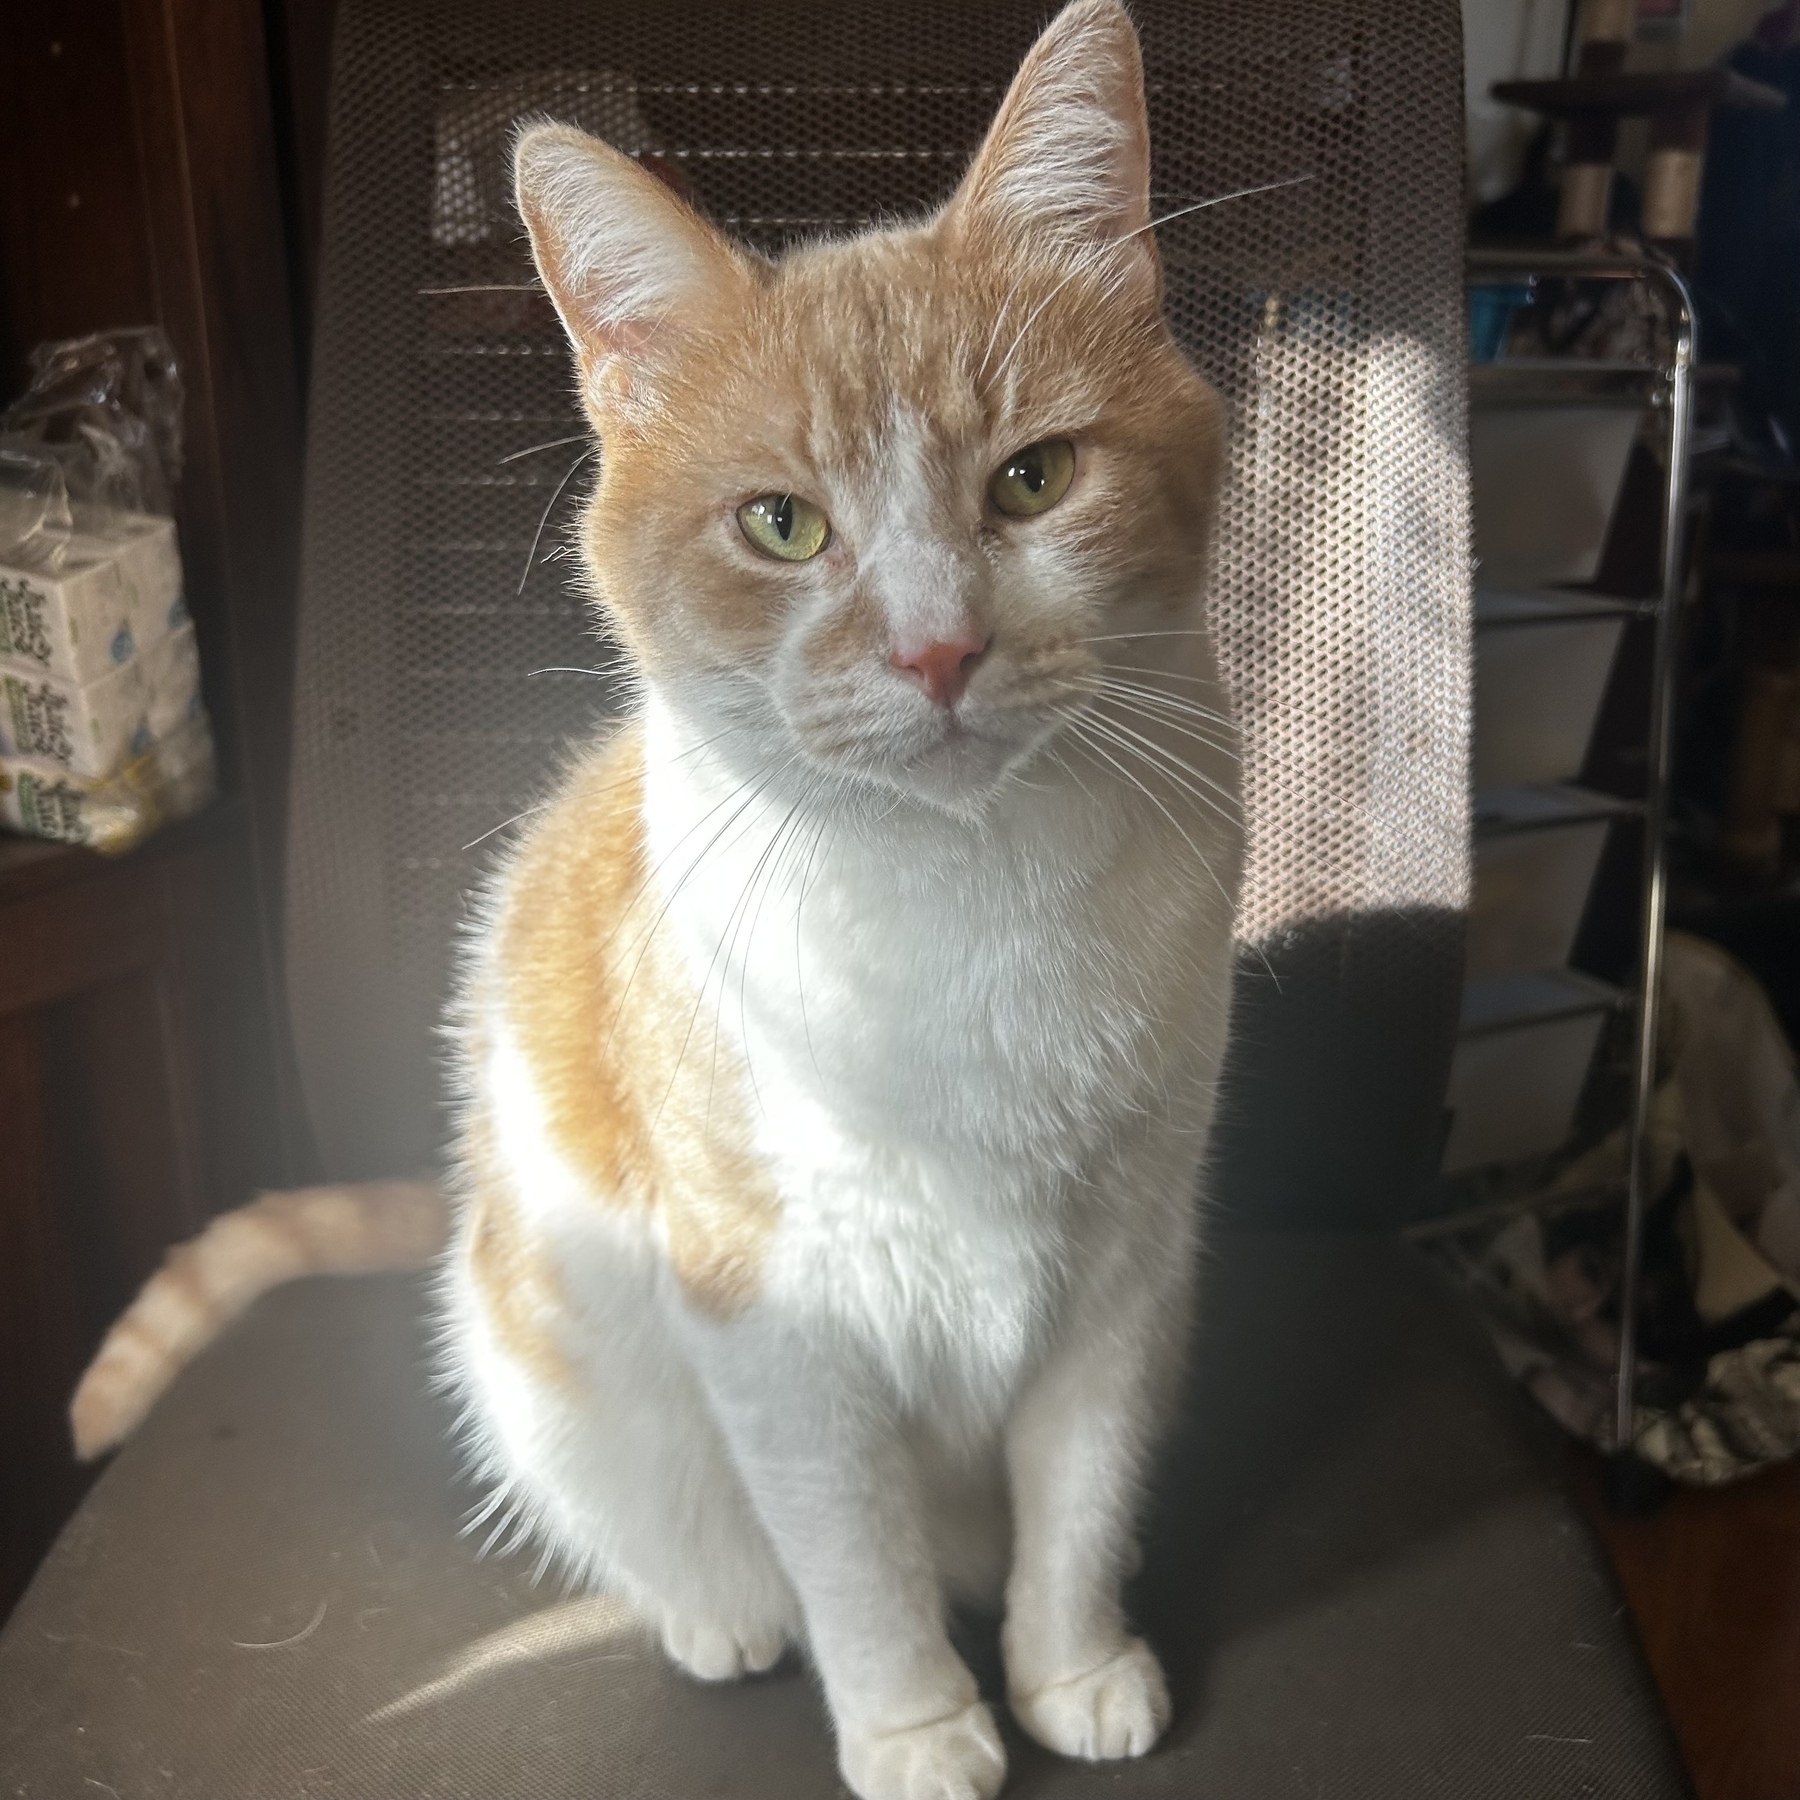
[988,439,1075,518]
[737,492,830,561]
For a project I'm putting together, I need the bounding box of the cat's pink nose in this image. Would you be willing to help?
[889,629,989,709]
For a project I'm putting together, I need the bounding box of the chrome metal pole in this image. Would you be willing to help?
[1465,251,1697,1453]
[1614,269,1695,1452]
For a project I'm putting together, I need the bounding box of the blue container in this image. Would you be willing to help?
[1467,282,1534,364]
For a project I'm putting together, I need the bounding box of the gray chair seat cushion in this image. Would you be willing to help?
[0,1231,1685,1798]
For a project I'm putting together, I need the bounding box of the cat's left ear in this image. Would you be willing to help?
[515,123,749,417]
[947,0,1154,272]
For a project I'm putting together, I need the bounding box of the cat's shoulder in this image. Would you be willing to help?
[496,718,647,911]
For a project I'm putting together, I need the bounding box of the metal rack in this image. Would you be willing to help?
[1460,248,1697,1460]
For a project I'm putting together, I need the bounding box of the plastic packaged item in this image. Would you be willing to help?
[0,618,200,778]
[0,509,183,685]
[1443,968,1622,1173]
[0,328,183,520]
[1468,784,1634,983]
[0,710,216,854]
[0,326,216,852]
[1474,588,1633,790]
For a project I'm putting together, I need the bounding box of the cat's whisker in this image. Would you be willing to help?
[1087,699,1242,817]
[1098,699,1319,819]
[791,798,839,1085]
[420,283,546,295]
[495,434,589,466]
[1071,715,1278,986]
[1060,718,1238,925]
[989,173,1312,385]
[714,786,813,1121]
[1091,679,1241,749]
[1096,681,1350,802]
[1038,669,1239,764]
[517,448,595,596]
[1101,676,1245,723]
[1092,689,1243,759]
[1093,661,1220,684]
[1078,630,1218,644]
[989,233,1123,389]
[466,717,742,884]
[1119,172,1314,244]
[730,779,832,1122]
[1087,694,1317,842]
[1074,709,1239,833]
[666,782,812,1133]
[602,766,786,1050]
[462,799,555,853]
[650,783,789,1127]
[1087,636,1402,736]
[1089,695,1376,892]
[975,269,1031,387]
[629,748,811,1058]
[1043,743,1101,808]
[1101,676,1368,774]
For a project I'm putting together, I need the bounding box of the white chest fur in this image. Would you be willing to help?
[639,697,1240,1418]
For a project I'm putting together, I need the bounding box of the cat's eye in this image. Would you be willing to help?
[988,439,1075,518]
[737,492,830,562]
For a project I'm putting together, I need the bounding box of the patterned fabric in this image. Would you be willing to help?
[1429,934,1800,1485]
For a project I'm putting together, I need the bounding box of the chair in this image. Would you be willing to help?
[0,1,1688,1793]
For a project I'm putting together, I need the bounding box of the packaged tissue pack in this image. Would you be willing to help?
[1,616,201,778]
[0,509,183,686]
[0,710,216,853]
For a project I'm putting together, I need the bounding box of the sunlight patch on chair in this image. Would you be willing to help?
[366,1592,642,1721]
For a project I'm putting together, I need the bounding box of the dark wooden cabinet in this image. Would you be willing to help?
[0,811,285,1611]
[0,0,332,1618]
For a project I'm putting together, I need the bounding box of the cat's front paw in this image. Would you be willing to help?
[1010,1637,1170,1762]
[658,1611,786,1682]
[839,1701,1006,1800]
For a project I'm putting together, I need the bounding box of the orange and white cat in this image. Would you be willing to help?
[72,5,1241,1796]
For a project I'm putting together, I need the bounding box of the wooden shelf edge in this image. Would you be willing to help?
[0,795,247,908]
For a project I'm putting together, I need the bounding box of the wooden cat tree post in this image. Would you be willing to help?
[1494,0,1783,264]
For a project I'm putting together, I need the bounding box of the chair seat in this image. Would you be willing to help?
[0,1230,1685,1798]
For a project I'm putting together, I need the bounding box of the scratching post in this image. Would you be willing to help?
[1493,3,1783,265]
[1558,0,1635,241]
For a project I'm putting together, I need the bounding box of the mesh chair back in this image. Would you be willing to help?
[286,0,1470,1223]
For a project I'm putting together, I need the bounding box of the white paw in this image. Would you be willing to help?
[839,1701,1007,1800]
[658,1612,786,1682]
[1010,1637,1170,1762]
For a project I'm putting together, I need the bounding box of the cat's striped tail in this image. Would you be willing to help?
[70,1180,446,1461]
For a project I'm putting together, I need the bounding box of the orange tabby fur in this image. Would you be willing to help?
[470,727,781,1320]
[69,1180,443,1459]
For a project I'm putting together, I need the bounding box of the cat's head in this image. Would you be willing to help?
[516,0,1223,816]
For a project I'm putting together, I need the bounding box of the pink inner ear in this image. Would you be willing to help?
[594,314,662,360]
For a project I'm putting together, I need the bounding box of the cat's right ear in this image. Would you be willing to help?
[514,123,746,418]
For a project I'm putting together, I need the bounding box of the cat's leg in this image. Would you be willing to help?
[1000,1197,1194,1763]
[447,1203,800,1682]
[678,1320,1007,1800]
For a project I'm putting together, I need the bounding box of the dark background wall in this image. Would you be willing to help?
[0,0,335,1620]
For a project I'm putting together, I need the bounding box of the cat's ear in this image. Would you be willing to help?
[514,123,746,414]
[948,0,1153,259]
